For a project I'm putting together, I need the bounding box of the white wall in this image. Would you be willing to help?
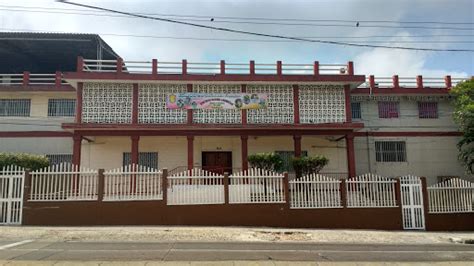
[0,137,73,155]
[354,136,469,185]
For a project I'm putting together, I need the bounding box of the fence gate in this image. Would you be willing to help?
[0,166,25,225]
[400,175,425,230]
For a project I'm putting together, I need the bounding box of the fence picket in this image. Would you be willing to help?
[428,178,474,213]
[345,173,397,208]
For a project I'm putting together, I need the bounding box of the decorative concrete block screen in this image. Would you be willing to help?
[167,169,225,205]
[299,85,346,124]
[0,166,24,225]
[193,84,242,124]
[104,164,163,201]
[346,174,398,208]
[246,84,294,124]
[139,83,187,124]
[82,82,133,123]
[30,163,98,201]
[428,178,474,213]
[229,168,285,204]
[289,174,342,209]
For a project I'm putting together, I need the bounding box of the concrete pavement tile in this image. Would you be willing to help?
[53,261,101,266]
[233,262,276,266]
[100,262,147,266]
[273,261,317,266]
[145,262,191,266]
[188,262,234,266]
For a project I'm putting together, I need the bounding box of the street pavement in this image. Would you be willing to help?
[0,239,473,264]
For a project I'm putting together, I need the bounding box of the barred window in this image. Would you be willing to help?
[0,99,30,116]
[48,99,76,117]
[375,141,406,162]
[46,154,72,165]
[123,152,158,169]
[275,150,308,172]
[418,102,438,119]
[351,102,361,119]
[378,101,399,118]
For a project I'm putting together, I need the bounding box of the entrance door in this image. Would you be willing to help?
[0,166,24,225]
[400,175,425,230]
[202,152,232,174]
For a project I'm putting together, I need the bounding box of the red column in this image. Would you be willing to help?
[344,85,352,123]
[249,60,255,75]
[116,57,123,73]
[22,71,30,86]
[293,85,300,124]
[72,135,82,167]
[76,82,83,123]
[77,56,84,73]
[347,61,354,75]
[417,75,423,89]
[346,133,356,178]
[152,59,158,76]
[313,61,319,76]
[293,135,302,158]
[182,59,188,75]
[241,84,247,125]
[277,61,282,75]
[220,60,225,74]
[131,135,140,165]
[392,75,400,89]
[444,75,452,88]
[369,75,375,90]
[241,135,248,171]
[132,83,139,124]
[55,71,62,87]
[187,84,193,124]
[187,136,194,170]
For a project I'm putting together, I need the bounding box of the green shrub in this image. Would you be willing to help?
[248,152,284,172]
[291,155,329,178]
[0,153,49,171]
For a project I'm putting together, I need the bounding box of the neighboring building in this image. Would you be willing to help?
[0,33,471,184]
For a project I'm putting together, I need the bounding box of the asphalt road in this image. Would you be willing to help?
[0,239,473,262]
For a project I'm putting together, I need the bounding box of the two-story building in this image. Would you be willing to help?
[0,33,470,184]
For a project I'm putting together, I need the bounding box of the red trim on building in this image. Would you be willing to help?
[187,135,194,170]
[132,83,139,124]
[293,135,302,157]
[72,135,82,167]
[347,61,354,75]
[344,85,352,123]
[0,131,73,137]
[346,133,356,178]
[77,56,84,72]
[392,75,399,89]
[23,71,30,86]
[63,72,366,84]
[293,85,300,124]
[76,82,83,123]
[241,135,248,171]
[354,131,462,137]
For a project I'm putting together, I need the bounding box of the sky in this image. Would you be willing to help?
[0,0,473,77]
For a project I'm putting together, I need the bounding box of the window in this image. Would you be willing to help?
[0,99,30,116]
[375,141,406,162]
[123,152,158,169]
[351,102,361,119]
[46,154,72,166]
[48,99,76,117]
[378,101,399,118]
[275,150,308,172]
[418,102,438,119]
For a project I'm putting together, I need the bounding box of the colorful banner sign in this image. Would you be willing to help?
[166,93,268,110]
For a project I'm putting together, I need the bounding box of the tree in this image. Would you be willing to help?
[450,79,474,174]
[247,152,283,172]
[0,153,49,171]
[291,155,329,178]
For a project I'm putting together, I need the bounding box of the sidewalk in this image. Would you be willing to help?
[1,226,473,244]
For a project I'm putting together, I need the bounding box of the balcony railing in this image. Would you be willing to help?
[0,72,67,87]
[80,58,353,76]
[358,75,469,89]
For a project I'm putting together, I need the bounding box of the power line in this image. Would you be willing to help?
[2,6,474,31]
[1,28,473,44]
[56,1,474,52]
[1,27,473,40]
[1,4,473,25]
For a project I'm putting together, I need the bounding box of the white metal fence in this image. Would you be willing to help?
[104,164,163,201]
[289,174,342,209]
[30,163,98,201]
[229,168,285,204]
[428,178,474,213]
[0,166,24,225]
[346,174,398,208]
[167,169,224,205]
